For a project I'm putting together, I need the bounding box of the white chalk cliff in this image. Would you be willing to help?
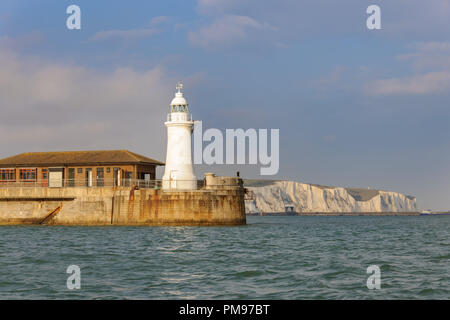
[244,180,417,214]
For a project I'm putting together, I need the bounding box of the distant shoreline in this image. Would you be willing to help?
[247,212,422,216]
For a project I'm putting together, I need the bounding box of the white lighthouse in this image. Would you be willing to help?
[162,83,197,190]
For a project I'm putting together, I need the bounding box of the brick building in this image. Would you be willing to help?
[0,150,164,187]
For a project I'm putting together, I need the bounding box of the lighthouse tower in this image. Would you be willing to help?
[162,83,197,190]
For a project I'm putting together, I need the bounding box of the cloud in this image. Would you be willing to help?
[194,0,450,45]
[0,122,114,147]
[366,41,450,95]
[414,41,450,52]
[0,46,193,159]
[0,32,46,50]
[382,1,450,38]
[149,16,171,27]
[323,135,337,143]
[90,28,160,41]
[367,71,450,95]
[188,15,276,49]
[0,48,172,111]
[314,66,347,86]
[196,0,251,14]
[89,16,172,42]
[397,41,450,71]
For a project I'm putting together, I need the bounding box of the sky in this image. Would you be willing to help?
[0,0,450,210]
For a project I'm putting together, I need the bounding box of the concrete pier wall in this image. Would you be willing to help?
[0,185,246,226]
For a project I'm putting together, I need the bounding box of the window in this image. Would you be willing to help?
[0,169,16,182]
[19,168,37,182]
[124,171,133,187]
[106,167,111,173]
[96,167,104,187]
[77,168,83,174]
[41,169,48,187]
[172,105,187,113]
[113,167,121,186]
[68,168,75,187]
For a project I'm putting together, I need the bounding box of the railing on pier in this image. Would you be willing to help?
[0,178,233,190]
[0,179,163,189]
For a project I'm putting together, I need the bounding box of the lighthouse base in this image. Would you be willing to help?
[161,179,197,191]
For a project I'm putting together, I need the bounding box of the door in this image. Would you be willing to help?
[113,168,121,186]
[86,168,92,187]
[48,168,64,188]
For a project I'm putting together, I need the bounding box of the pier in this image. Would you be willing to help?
[0,175,246,226]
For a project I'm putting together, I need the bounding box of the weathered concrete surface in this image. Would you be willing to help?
[0,186,246,226]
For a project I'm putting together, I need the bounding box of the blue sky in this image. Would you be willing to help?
[1,0,450,210]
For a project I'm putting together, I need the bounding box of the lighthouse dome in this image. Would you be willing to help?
[170,82,188,106]
[170,92,187,106]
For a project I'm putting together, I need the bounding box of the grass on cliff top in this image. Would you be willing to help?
[243,179,336,189]
[243,179,278,187]
[243,179,415,201]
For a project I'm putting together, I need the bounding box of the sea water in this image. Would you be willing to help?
[0,216,448,299]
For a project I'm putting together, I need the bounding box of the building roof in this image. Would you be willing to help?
[0,150,165,167]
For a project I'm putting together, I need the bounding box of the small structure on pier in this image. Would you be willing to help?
[0,150,164,187]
